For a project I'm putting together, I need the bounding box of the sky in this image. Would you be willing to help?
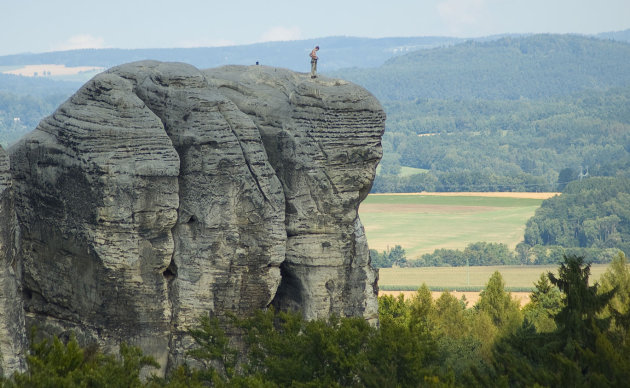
[2,0,629,56]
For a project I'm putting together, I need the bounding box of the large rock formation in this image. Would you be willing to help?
[0,146,26,376]
[8,61,384,373]
[203,66,382,321]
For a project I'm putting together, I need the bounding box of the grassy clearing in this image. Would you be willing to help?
[359,193,545,259]
[398,166,429,176]
[378,264,611,290]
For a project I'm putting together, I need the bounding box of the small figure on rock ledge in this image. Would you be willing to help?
[310,46,319,78]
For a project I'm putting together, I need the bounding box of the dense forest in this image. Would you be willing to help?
[518,176,630,263]
[0,90,69,146]
[0,73,78,146]
[337,35,630,100]
[2,254,628,387]
[332,34,630,192]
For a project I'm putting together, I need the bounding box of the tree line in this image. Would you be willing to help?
[2,253,628,387]
[370,242,519,268]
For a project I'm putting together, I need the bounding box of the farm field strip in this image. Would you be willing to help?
[379,290,532,307]
[378,264,611,290]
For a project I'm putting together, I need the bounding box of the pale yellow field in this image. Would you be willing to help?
[378,264,611,289]
[2,64,104,77]
[379,290,531,307]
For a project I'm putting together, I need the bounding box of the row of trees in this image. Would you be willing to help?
[414,242,517,267]
[370,242,518,268]
[371,169,551,193]
[3,254,628,386]
[372,243,625,269]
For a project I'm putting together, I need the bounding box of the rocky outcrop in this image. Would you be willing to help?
[0,146,26,376]
[203,66,383,321]
[8,61,384,374]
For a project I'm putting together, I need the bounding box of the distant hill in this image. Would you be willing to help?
[0,36,463,75]
[332,34,630,101]
[0,35,465,147]
[328,33,630,192]
[597,29,630,42]
[2,31,630,188]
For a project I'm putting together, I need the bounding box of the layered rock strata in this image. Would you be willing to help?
[8,61,384,373]
[204,66,384,321]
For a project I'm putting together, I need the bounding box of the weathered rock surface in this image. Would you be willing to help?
[0,146,26,376]
[8,61,384,374]
[204,66,384,321]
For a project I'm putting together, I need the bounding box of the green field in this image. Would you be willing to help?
[379,264,611,291]
[359,194,544,260]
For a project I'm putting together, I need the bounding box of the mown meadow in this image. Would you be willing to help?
[359,192,553,259]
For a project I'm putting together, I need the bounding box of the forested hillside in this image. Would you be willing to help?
[0,74,77,146]
[518,177,630,263]
[0,36,463,73]
[332,34,630,192]
[336,34,630,100]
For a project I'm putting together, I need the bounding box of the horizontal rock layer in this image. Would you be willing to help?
[8,61,385,374]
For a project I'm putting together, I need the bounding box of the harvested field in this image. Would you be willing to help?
[1,64,104,77]
[379,290,531,308]
[377,263,612,308]
[378,264,610,290]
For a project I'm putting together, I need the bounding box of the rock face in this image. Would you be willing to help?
[0,146,26,376]
[203,66,383,321]
[8,61,384,373]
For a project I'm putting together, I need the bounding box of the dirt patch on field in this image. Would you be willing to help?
[370,192,559,199]
[379,290,531,308]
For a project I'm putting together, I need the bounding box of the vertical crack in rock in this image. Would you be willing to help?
[0,145,27,375]
[216,102,270,204]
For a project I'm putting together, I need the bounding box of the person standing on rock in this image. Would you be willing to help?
[310,46,319,78]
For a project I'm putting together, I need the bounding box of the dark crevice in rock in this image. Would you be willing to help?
[163,260,178,281]
[270,262,303,312]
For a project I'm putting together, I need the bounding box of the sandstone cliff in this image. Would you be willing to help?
[0,145,26,376]
[8,61,384,373]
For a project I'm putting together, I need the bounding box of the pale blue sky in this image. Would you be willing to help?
[2,0,629,56]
